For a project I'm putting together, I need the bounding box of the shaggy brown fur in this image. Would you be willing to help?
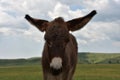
[25,10,97,80]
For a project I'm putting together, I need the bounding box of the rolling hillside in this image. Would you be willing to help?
[0,57,41,66]
[78,52,120,64]
[0,52,120,66]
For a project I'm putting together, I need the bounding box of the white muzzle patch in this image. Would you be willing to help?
[50,57,62,70]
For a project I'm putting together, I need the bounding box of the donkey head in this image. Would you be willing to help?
[25,10,97,75]
[25,10,96,55]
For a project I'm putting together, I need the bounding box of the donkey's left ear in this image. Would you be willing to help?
[66,10,97,31]
[25,14,49,32]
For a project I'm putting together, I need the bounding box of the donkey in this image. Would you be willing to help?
[25,10,96,80]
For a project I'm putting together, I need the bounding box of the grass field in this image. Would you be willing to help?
[0,64,120,80]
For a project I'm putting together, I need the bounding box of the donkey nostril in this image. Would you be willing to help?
[50,67,62,76]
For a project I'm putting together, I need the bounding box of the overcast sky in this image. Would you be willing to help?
[0,0,120,59]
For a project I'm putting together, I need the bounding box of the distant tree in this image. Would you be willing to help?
[117,60,120,64]
[108,60,112,64]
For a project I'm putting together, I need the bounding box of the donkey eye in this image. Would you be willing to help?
[47,41,52,47]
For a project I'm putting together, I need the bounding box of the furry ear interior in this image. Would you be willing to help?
[25,14,48,32]
[66,10,97,31]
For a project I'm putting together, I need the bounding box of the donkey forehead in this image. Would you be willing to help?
[45,17,69,40]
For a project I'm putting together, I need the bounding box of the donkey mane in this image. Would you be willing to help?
[54,17,64,23]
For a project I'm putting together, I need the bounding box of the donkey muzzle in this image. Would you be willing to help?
[50,57,62,75]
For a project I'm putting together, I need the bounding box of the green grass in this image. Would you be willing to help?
[0,64,120,80]
[75,64,120,80]
[0,65,43,80]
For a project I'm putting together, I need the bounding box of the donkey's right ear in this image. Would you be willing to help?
[25,14,49,32]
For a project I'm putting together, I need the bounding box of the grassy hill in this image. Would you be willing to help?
[78,52,120,64]
[0,52,120,66]
[98,56,120,64]
[0,57,41,66]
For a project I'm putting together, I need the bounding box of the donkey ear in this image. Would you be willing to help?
[25,14,49,32]
[66,10,97,31]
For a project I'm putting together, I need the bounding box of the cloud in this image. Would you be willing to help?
[23,26,45,43]
[48,2,84,20]
[56,0,120,22]
[73,19,120,44]
[113,41,120,47]
[0,0,120,58]
[0,27,16,36]
[0,0,120,43]
[82,0,120,21]
[0,0,43,40]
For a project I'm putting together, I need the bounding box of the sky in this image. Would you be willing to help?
[0,0,120,59]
